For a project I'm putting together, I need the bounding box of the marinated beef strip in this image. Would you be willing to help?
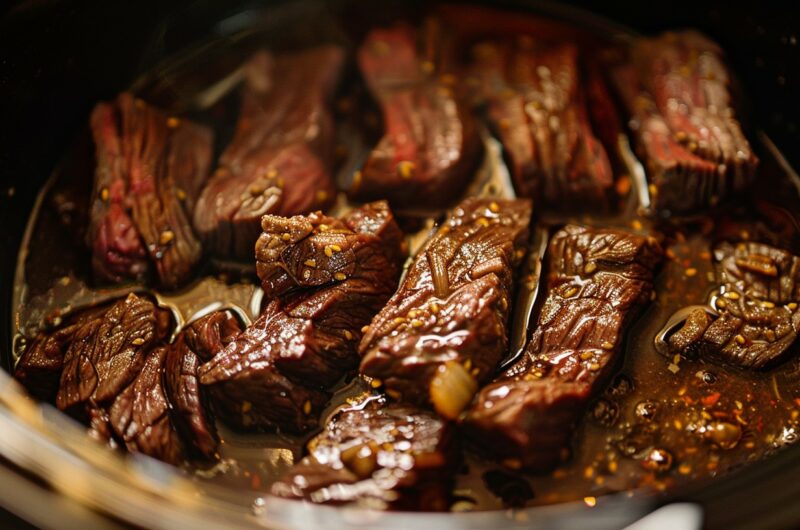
[165,311,241,460]
[471,40,613,207]
[272,395,457,511]
[55,293,172,415]
[465,225,663,471]
[193,47,341,260]
[359,197,532,419]
[108,346,185,465]
[610,32,757,214]
[667,242,800,369]
[351,23,481,210]
[88,93,212,289]
[14,305,109,401]
[199,203,406,433]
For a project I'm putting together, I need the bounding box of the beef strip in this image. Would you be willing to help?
[55,293,172,414]
[165,311,240,460]
[667,241,800,369]
[465,225,663,471]
[359,197,531,419]
[193,47,341,259]
[609,31,757,214]
[471,39,613,207]
[350,23,481,210]
[89,93,212,289]
[199,203,405,433]
[271,394,457,511]
[108,346,185,465]
[14,305,108,401]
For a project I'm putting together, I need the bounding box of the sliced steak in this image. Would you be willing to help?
[14,305,109,401]
[193,47,341,259]
[465,225,663,471]
[271,395,457,511]
[165,311,240,460]
[199,203,405,433]
[471,40,613,207]
[359,197,531,419]
[350,24,481,210]
[109,346,185,465]
[55,294,172,414]
[88,93,212,289]
[609,31,757,214]
[667,241,800,369]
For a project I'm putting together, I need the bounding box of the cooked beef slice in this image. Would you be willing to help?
[465,225,663,471]
[255,200,404,299]
[610,31,757,214]
[109,346,185,465]
[14,305,109,401]
[55,293,172,413]
[165,311,241,460]
[350,23,481,210]
[471,40,613,207]
[271,395,457,511]
[199,203,405,433]
[667,241,800,369]
[359,197,531,419]
[193,47,342,259]
[88,93,212,289]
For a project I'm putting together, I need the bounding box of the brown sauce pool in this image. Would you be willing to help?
[9,5,800,513]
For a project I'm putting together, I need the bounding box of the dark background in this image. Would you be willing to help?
[0,1,798,528]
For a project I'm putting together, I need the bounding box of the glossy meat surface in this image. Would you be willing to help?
[360,197,531,419]
[667,241,800,369]
[109,346,185,465]
[610,31,758,214]
[465,225,663,471]
[271,395,457,510]
[89,93,212,289]
[351,24,481,210]
[193,47,341,259]
[471,40,613,207]
[55,294,172,413]
[165,311,240,460]
[199,203,405,433]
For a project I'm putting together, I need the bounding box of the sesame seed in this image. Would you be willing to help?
[685,268,698,277]
[324,246,333,257]
[464,359,472,371]
[159,230,175,246]
[601,341,614,350]
[584,262,597,274]
[788,303,798,311]
[564,287,579,298]
[393,317,407,324]
[166,116,181,128]
[411,319,424,328]
[489,201,500,213]
[476,217,490,227]
[735,334,746,345]
[304,259,317,268]
[303,400,312,415]
[132,338,145,346]
[281,233,291,241]
[100,187,109,201]
[176,188,186,201]
[343,330,354,340]
[588,363,601,371]
[334,272,346,281]
[429,302,440,313]
[397,160,415,179]
[361,325,370,333]
[370,378,382,388]
[316,190,328,203]
[761,300,775,309]
[723,291,740,299]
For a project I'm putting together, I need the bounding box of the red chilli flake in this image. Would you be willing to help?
[701,392,721,407]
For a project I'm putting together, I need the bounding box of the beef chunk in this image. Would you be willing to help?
[255,200,404,299]
[109,346,184,465]
[359,197,531,419]
[165,311,240,460]
[199,203,405,433]
[193,47,341,259]
[465,225,662,471]
[14,305,108,401]
[471,40,613,207]
[350,23,481,210]
[667,241,800,368]
[89,93,212,289]
[610,32,758,214]
[55,293,172,413]
[271,395,457,511]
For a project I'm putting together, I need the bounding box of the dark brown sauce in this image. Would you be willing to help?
[9,8,800,513]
